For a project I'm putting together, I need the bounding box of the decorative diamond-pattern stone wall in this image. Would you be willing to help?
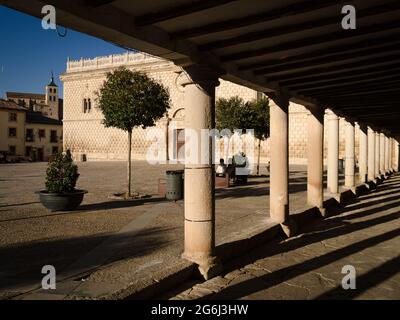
[62,53,360,165]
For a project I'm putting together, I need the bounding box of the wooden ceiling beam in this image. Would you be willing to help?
[238,34,400,71]
[311,86,400,98]
[135,0,236,26]
[201,1,400,51]
[172,0,347,39]
[296,75,400,95]
[83,0,115,7]
[266,52,400,82]
[281,62,400,87]
[221,21,400,62]
[254,42,400,75]
[288,67,400,91]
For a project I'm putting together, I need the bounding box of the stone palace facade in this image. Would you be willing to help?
[61,52,360,165]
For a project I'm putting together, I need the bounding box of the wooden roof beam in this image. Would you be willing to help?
[135,0,236,26]
[172,0,347,39]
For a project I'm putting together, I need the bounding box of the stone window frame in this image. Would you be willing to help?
[50,130,58,143]
[8,112,17,122]
[38,129,46,139]
[83,98,92,113]
[26,128,34,142]
[8,127,17,138]
[83,98,88,113]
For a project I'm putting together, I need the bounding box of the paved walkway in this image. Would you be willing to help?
[167,174,400,300]
[0,161,348,299]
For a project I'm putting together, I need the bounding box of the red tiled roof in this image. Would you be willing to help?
[6,92,45,100]
[0,99,28,111]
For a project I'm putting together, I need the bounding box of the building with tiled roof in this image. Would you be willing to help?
[0,97,63,161]
[5,75,62,121]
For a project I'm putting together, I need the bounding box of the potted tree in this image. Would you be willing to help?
[36,150,87,211]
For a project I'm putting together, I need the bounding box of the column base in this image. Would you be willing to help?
[343,186,357,195]
[365,181,377,190]
[280,220,297,237]
[326,192,341,203]
[375,176,385,185]
[182,253,222,280]
[317,206,327,217]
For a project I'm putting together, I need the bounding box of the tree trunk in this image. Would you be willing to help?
[256,139,261,175]
[127,130,132,197]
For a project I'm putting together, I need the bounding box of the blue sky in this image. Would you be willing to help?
[0,5,127,99]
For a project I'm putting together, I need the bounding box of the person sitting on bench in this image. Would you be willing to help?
[216,158,227,177]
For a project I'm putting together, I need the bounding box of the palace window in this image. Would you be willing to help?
[52,146,59,154]
[9,112,17,122]
[8,128,17,137]
[83,98,92,113]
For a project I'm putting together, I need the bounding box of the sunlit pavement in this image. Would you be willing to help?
[167,174,400,300]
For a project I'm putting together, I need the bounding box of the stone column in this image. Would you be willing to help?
[394,140,400,172]
[380,133,385,176]
[327,110,339,194]
[165,117,170,161]
[385,135,390,174]
[180,65,220,279]
[375,132,380,178]
[388,138,393,172]
[269,94,294,236]
[367,127,376,182]
[307,107,324,209]
[344,120,355,189]
[359,124,368,184]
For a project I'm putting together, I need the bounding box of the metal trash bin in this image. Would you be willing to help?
[166,170,184,200]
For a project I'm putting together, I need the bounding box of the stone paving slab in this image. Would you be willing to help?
[0,161,348,299]
[165,173,400,300]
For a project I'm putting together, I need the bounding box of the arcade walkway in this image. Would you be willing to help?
[167,174,400,300]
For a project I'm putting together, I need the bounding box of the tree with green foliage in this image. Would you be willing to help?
[97,67,170,197]
[216,95,270,175]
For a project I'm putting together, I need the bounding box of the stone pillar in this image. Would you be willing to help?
[385,135,390,173]
[380,133,385,176]
[344,120,355,189]
[180,65,220,279]
[394,140,400,172]
[388,138,393,172]
[307,107,324,208]
[359,124,368,184]
[327,110,339,194]
[165,117,170,161]
[269,94,294,236]
[367,127,376,182]
[375,132,380,178]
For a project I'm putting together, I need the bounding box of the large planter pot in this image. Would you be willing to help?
[36,189,88,211]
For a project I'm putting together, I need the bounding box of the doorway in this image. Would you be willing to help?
[174,129,185,161]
